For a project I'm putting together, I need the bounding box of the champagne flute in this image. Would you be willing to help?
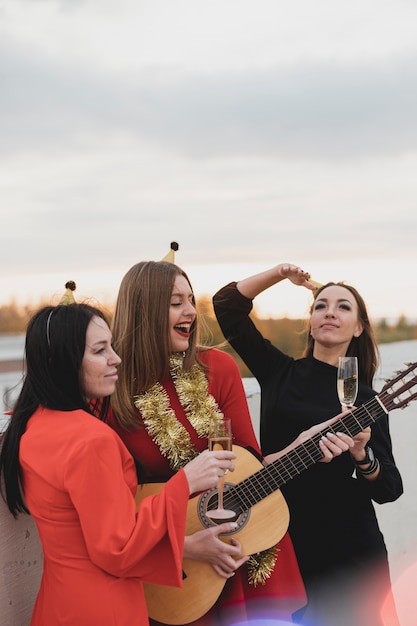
[337,356,358,411]
[206,417,235,520]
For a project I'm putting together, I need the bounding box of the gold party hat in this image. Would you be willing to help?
[59,280,77,304]
[161,241,179,263]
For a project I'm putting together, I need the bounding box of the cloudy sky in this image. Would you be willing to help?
[1,0,416,320]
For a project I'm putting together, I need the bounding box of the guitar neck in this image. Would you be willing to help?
[226,394,388,514]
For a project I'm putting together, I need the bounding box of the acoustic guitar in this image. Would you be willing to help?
[135,362,417,625]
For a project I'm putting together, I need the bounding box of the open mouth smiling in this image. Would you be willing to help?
[174,324,192,336]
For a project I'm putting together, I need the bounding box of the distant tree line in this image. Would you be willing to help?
[1,298,416,378]
[0,302,36,334]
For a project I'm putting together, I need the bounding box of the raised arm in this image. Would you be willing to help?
[236,263,318,300]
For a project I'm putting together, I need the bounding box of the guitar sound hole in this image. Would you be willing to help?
[207,496,237,524]
[198,486,250,531]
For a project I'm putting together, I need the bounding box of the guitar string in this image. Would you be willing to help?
[220,365,416,512]
[221,395,385,512]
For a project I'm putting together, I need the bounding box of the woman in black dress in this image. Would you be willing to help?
[213,262,403,626]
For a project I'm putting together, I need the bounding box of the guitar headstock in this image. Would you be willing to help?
[379,362,417,412]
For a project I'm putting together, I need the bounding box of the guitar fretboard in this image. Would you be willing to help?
[223,394,387,514]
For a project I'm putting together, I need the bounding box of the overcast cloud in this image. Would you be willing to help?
[0,0,416,318]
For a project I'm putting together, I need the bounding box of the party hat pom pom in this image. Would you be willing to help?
[161,242,179,263]
[59,281,77,305]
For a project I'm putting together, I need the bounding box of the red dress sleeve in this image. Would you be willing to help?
[64,427,189,585]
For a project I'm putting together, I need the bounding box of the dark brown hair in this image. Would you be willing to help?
[303,282,379,386]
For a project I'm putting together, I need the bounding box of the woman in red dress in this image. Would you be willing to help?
[106,259,353,625]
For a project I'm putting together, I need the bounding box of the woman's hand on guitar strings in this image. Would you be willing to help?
[318,431,354,463]
[183,524,249,578]
[263,413,354,465]
[302,413,354,463]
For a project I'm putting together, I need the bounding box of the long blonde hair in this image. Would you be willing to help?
[110,261,205,429]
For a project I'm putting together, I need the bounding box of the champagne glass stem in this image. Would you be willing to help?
[217,476,225,511]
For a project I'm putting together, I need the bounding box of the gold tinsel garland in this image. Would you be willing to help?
[247,546,280,586]
[134,353,224,471]
[134,352,278,584]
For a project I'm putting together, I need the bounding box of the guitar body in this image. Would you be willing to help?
[135,445,289,625]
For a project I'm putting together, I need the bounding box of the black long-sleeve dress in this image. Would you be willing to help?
[213,282,403,626]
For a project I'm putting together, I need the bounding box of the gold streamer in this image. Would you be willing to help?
[134,353,224,470]
[246,546,279,586]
